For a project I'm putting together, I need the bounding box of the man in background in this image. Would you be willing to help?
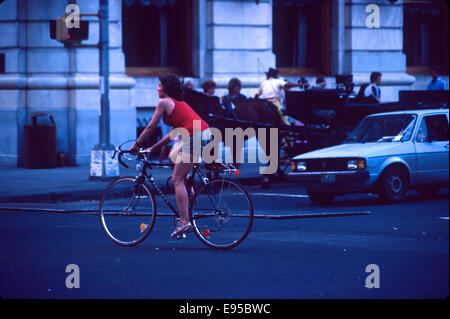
[255,67,299,125]
[364,71,382,103]
[427,67,447,91]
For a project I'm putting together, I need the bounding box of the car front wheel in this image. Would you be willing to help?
[378,166,409,203]
[307,191,336,205]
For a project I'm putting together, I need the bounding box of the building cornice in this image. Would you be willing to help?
[0,74,136,89]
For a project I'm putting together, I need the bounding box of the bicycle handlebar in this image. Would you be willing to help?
[113,144,174,169]
[112,142,237,176]
[112,147,131,168]
[119,150,131,168]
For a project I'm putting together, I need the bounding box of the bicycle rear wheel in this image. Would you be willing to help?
[99,177,156,247]
[190,178,254,249]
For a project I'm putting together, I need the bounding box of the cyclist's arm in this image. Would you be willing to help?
[149,132,171,151]
[132,99,168,149]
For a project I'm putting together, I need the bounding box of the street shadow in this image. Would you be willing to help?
[144,245,254,253]
[318,189,449,208]
[98,238,256,254]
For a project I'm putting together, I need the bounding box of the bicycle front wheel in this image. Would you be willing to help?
[99,177,156,247]
[190,178,254,249]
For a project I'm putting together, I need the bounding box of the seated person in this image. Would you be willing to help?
[355,72,382,103]
[201,80,217,96]
[183,78,194,90]
[221,78,247,119]
[364,71,382,103]
[255,67,299,125]
[427,67,447,91]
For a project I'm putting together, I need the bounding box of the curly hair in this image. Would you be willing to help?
[201,80,216,93]
[159,74,183,100]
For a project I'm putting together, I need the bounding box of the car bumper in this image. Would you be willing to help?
[287,170,371,192]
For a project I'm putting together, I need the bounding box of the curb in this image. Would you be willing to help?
[0,206,371,219]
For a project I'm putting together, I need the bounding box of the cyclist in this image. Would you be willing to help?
[129,74,212,239]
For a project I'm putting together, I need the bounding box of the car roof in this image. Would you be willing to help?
[367,108,449,117]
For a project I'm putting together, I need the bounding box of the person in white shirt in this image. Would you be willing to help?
[364,71,382,103]
[254,67,299,125]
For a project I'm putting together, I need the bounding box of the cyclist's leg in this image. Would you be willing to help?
[172,157,195,226]
[172,129,210,227]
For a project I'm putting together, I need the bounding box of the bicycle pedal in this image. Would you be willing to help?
[175,233,187,240]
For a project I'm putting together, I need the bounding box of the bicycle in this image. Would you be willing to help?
[99,142,254,250]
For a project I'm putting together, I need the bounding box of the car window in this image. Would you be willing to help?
[345,114,416,143]
[400,118,416,141]
[416,120,428,142]
[416,114,449,143]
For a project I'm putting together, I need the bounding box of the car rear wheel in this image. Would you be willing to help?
[307,191,336,205]
[378,166,409,203]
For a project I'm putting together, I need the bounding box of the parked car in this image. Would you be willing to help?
[288,109,449,204]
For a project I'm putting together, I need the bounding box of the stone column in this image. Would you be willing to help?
[0,0,25,166]
[0,0,135,167]
[342,0,415,101]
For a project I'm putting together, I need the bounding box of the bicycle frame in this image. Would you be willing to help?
[115,145,236,221]
[137,158,211,220]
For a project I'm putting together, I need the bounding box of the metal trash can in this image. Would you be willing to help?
[23,112,57,168]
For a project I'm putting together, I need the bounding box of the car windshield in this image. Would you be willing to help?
[345,114,417,143]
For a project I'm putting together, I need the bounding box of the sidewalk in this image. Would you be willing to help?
[0,162,266,203]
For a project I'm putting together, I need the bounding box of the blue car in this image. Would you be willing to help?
[289,109,449,204]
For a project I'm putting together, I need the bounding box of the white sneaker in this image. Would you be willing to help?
[170,222,194,239]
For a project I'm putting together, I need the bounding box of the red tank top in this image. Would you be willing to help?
[164,98,209,135]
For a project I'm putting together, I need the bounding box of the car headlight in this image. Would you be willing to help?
[292,161,307,171]
[347,159,366,170]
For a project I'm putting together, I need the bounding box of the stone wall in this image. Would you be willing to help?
[205,0,275,98]
[341,0,415,102]
[0,0,135,167]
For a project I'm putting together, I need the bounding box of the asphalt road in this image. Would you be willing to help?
[0,185,448,300]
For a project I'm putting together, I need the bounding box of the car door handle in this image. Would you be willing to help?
[446,144,449,149]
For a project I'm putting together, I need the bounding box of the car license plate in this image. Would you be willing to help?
[321,174,336,184]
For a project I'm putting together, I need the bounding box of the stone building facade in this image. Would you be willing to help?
[0,0,448,167]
